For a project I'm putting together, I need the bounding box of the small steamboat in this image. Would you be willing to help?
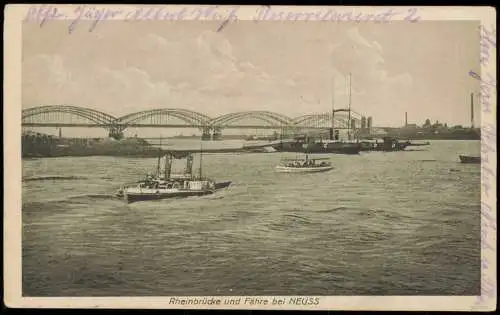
[117,150,231,204]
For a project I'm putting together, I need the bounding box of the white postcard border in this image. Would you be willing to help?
[3,4,497,311]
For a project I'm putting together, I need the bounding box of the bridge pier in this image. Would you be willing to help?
[200,126,223,141]
[108,127,124,140]
[201,127,212,141]
[279,126,293,139]
[212,127,222,140]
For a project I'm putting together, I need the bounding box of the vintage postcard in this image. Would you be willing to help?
[4,4,497,311]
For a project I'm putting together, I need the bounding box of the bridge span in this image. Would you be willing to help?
[22,105,378,139]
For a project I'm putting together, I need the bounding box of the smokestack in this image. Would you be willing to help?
[405,112,408,126]
[470,93,474,128]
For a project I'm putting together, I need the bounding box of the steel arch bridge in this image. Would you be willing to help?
[292,109,364,129]
[22,105,117,126]
[22,105,372,138]
[209,111,295,129]
[116,108,213,128]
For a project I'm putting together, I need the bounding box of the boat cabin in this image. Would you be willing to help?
[281,155,330,168]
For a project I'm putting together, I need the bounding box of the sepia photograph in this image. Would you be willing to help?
[4,4,497,311]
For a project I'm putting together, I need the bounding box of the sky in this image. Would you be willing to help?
[22,20,481,137]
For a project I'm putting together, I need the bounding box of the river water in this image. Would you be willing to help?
[22,140,481,296]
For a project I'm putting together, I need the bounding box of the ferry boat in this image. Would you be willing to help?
[359,137,409,152]
[272,135,361,155]
[117,149,231,204]
[373,137,409,151]
[275,154,333,173]
[459,155,481,164]
[272,73,362,155]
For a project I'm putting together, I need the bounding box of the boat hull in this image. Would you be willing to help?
[361,146,408,152]
[123,181,232,204]
[406,142,430,147]
[459,155,481,164]
[272,145,360,155]
[125,190,212,203]
[214,181,232,190]
[275,166,333,173]
[371,144,408,152]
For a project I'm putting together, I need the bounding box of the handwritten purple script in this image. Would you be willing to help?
[23,5,421,34]
[469,23,497,309]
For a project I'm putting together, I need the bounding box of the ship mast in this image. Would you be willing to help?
[199,139,203,179]
[156,135,162,176]
[347,73,352,140]
[331,76,335,140]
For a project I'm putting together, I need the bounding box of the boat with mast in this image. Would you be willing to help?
[116,140,231,203]
[272,73,361,155]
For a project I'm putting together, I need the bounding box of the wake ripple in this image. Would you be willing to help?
[23,175,88,182]
[68,194,118,201]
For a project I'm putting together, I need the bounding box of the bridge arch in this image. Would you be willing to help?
[117,109,213,127]
[292,113,331,126]
[22,105,117,125]
[292,110,364,129]
[210,111,294,127]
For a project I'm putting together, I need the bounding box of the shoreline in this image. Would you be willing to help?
[21,134,480,160]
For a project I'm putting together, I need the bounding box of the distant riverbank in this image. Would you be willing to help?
[21,134,274,159]
[22,135,161,159]
[21,132,480,159]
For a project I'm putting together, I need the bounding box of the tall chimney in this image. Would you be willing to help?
[470,93,474,128]
[405,112,408,126]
